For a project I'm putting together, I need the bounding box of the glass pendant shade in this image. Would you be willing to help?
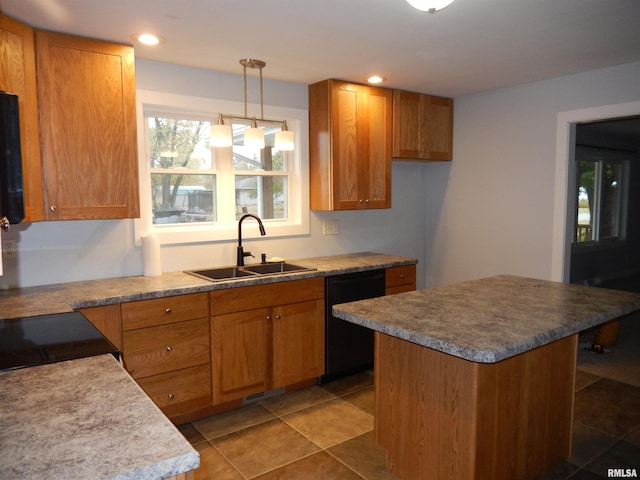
[211,114,232,147]
[274,121,295,151]
[406,0,454,13]
[244,118,265,149]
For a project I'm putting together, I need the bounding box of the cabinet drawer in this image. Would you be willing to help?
[385,265,416,289]
[123,318,209,378]
[136,363,211,413]
[210,277,324,315]
[122,293,209,330]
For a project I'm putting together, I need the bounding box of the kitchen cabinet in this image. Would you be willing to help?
[121,293,212,422]
[385,264,417,295]
[309,79,392,210]
[210,277,325,404]
[392,89,453,161]
[35,30,140,220]
[79,304,123,350]
[0,14,44,222]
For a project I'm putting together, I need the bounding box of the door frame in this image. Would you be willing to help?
[551,100,640,282]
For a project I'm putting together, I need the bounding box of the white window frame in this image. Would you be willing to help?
[134,90,309,245]
[574,146,630,246]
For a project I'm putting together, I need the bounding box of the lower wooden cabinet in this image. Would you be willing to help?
[385,264,417,294]
[120,293,212,422]
[210,278,325,405]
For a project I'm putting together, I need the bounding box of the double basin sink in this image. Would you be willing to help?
[186,262,315,282]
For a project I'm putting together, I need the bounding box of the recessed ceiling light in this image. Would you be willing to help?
[367,75,386,84]
[132,33,163,46]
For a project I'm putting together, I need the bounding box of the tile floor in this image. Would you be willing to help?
[179,344,640,480]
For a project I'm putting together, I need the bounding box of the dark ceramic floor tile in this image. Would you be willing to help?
[578,378,640,409]
[574,387,640,437]
[569,423,618,467]
[341,386,375,416]
[261,385,336,416]
[566,469,606,479]
[192,441,244,480]
[282,398,373,449]
[320,371,374,396]
[177,422,208,445]
[212,418,320,478]
[584,440,640,478]
[193,404,276,440]
[534,460,579,480]
[328,431,398,480]
[625,425,640,447]
[575,370,602,391]
[253,451,363,480]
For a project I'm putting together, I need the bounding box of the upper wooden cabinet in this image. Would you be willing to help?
[0,14,44,222]
[392,90,453,161]
[309,79,392,211]
[35,30,140,220]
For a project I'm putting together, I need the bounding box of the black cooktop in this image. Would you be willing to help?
[0,311,119,372]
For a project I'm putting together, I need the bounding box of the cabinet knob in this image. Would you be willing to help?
[359,199,363,203]
[275,314,281,320]
[365,199,370,203]
[49,206,57,212]
[165,308,172,314]
[168,393,175,400]
[400,274,405,278]
[166,346,172,352]
[266,315,272,320]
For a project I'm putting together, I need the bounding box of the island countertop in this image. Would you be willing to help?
[333,275,640,363]
[0,354,199,480]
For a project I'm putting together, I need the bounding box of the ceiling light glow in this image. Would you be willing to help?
[133,33,162,45]
[367,75,386,84]
[406,0,454,13]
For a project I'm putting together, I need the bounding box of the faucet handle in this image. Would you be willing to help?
[244,250,254,259]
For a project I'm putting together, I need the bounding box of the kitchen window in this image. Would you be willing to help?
[135,90,309,245]
[575,146,630,245]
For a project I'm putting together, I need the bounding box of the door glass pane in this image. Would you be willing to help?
[235,175,287,220]
[151,174,216,224]
[576,161,596,242]
[600,163,622,239]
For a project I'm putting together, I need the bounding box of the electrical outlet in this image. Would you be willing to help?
[2,240,17,259]
[323,221,340,235]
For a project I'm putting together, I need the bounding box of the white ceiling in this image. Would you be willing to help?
[2,0,640,98]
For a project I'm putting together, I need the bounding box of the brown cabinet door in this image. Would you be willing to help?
[35,30,139,220]
[211,308,271,404]
[0,14,44,222]
[272,299,325,387]
[362,86,392,209]
[392,90,453,161]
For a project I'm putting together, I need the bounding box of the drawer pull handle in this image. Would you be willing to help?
[168,393,175,400]
[165,308,172,314]
[166,346,172,352]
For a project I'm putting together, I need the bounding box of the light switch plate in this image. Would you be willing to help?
[323,221,340,235]
[2,240,17,258]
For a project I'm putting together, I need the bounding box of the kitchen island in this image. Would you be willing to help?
[333,275,640,480]
[0,354,199,480]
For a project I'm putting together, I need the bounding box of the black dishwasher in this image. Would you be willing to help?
[320,269,385,383]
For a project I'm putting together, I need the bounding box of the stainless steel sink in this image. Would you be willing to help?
[241,262,313,275]
[186,266,258,281]
[185,262,315,282]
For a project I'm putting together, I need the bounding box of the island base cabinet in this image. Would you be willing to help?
[375,332,577,480]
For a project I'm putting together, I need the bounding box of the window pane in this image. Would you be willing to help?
[235,175,287,220]
[148,117,212,170]
[232,122,286,172]
[151,174,216,224]
[576,161,596,242]
[600,162,622,239]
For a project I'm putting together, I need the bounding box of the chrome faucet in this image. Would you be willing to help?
[237,214,266,266]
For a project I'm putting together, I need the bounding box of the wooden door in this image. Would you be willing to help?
[0,14,44,221]
[35,30,139,220]
[272,299,325,387]
[331,83,362,210]
[211,308,271,403]
[362,86,392,208]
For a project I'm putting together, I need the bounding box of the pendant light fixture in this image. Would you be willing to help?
[406,0,454,13]
[211,59,295,151]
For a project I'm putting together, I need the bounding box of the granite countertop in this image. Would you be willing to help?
[0,354,199,480]
[0,252,416,319]
[333,275,640,363]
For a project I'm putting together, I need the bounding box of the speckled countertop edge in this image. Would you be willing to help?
[0,354,199,480]
[0,252,417,319]
[333,275,640,363]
